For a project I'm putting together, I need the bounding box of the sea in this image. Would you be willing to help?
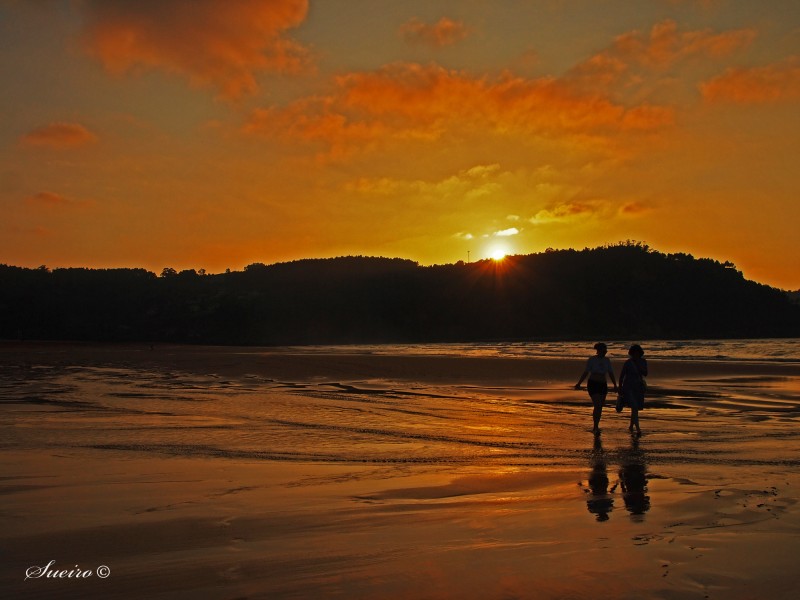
[281,338,800,363]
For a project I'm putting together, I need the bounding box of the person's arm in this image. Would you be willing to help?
[618,362,627,389]
[639,358,648,377]
[607,358,618,390]
[575,369,589,389]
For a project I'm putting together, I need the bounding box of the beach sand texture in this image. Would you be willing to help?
[2,342,800,599]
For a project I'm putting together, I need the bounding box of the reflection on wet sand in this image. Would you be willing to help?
[585,436,615,521]
[619,437,650,519]
[584,436,650,521]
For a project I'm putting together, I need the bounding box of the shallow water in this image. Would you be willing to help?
[2,354,798,469]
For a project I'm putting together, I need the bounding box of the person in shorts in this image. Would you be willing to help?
[575,343,618,434]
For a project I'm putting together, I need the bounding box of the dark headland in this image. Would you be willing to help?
[2,242,799,345]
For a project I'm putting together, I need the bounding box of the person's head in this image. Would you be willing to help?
[594,342,607,356]
[628,344,644,358]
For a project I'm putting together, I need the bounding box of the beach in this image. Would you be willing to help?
[2,341,800,599]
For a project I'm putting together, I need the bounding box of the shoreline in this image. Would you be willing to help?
[3,340,800,386]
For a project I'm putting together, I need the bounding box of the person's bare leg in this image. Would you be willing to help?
[629,405,641,435]
[591,394,603,433]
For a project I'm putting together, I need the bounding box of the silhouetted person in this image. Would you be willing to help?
[585,436,615,521]
[575,342,618,434]
[618,344,648,436]
[619,436,650,518]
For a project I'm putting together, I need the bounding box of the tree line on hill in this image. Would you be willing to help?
[2,242,799,345]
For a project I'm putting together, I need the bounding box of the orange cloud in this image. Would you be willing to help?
[25,191,92,209]
[620,105,676,130]
[245,62,674,153]
[400,17,471,48]
[618,201,652,216]
[26,191,70,206]
[701,57,800,104]
[664,0,720,9]
[570,20,756,91]
[530,201,599,224]
[20,122,98,148]
[612,20,756,68]
[7,224,53,238]
[81,0,310,99]
[568,53,629,89]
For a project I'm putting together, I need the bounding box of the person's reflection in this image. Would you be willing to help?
[585,436,615,521]
[619,436,650,519]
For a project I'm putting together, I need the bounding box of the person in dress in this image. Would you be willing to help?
[618,344,648,436]
[575,342,618,434]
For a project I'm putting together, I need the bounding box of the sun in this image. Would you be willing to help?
[490,248,508,261]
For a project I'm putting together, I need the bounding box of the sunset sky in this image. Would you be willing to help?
[2,1,799,289]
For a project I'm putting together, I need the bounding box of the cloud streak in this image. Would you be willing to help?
[618,201,652,216]
[25,191,92,209]
[80,0,310,99]
[529,201,599,224]
[20,123,98,148]
[344,164,503,202]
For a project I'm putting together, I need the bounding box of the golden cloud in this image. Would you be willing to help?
[493,228,520,237]
[701,57,800,104]
[81,0,310,99]
[344,164,504,201]
[20,123,98,148]
[343,177,403,195]
[400,17,471,48]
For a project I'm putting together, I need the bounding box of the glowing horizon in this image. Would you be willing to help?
[1,1,799,289]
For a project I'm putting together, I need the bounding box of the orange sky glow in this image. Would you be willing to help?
[2,1,799,289]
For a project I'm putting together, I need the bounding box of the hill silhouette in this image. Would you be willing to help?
[2,242,799,344]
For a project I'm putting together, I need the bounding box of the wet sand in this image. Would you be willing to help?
[1,342,799,599]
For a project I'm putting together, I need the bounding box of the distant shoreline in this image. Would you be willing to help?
[4,340,800,385]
